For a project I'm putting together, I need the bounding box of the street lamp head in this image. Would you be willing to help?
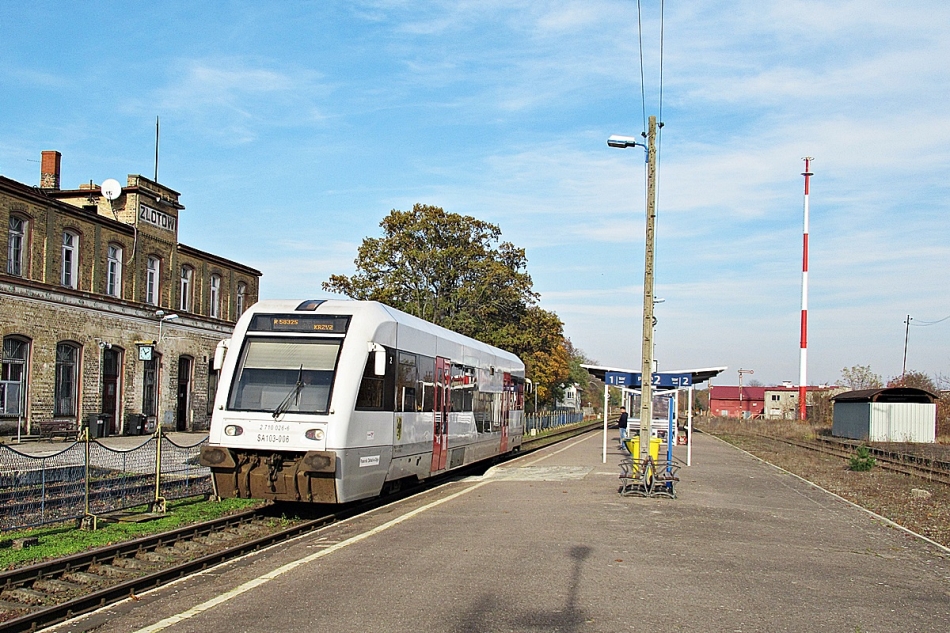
[163,313,179,321]
[607,134,643,149]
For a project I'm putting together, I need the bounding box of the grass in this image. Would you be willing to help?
[0,496,264,570]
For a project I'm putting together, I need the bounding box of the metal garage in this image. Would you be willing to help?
[832,387,937,443]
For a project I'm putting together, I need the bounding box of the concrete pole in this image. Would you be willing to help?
[638,115,658,461]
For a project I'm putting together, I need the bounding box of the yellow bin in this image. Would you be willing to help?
[625,436,662,460]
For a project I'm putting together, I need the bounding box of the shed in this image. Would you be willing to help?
[831,387,937,443]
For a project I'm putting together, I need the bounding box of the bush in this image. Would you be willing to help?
[849,446,876,471]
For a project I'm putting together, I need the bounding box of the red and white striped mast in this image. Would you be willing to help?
[799,157,814,421]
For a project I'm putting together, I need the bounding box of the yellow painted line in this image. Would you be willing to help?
[131,480,489,633]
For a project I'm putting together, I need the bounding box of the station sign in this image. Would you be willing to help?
[605,371,692,388]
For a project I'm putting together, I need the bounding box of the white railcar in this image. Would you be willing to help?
[199,299,525,503]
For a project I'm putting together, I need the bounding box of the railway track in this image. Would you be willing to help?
[0,420,599,633]
[754,434,950,486]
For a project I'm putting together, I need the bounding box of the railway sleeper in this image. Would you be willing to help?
[1,587,49,604]
[32,578,81,593]
[90,564,134,578]
[111,557,150,570]
[0,598,32,611]
[62,571,106,585]
[137,550,174,563]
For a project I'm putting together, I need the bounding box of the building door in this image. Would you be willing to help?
[176,356,192,431]
[101,348,121,434]
[430,357,450,472]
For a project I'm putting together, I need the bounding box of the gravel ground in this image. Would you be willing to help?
[698,417,950,549]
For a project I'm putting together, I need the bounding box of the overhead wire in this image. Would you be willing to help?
[910,315,950,326]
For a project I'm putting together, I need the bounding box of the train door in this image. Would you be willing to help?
[430,357,450,472]
[500,372,512,452]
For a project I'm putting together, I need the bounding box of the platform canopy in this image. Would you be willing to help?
[581,364,727,388]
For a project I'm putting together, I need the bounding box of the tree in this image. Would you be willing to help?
[323,204,535,337]
[886,370,938,393]
[323,204,570,405]
[840,365,883,390]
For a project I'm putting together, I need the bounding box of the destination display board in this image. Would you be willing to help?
[249,314,350,333]
[605,371,692,388]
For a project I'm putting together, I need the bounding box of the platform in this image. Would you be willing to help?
[55,430,950,633]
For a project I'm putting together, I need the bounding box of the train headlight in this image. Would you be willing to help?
[305,428,325,441]
[224,425,244,436]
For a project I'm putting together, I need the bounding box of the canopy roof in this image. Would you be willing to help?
[580,364,726,386]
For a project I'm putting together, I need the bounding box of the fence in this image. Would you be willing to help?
[525,410,586,435]
[0,432,210,532]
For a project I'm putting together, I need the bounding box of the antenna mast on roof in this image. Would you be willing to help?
[154,116,160,182]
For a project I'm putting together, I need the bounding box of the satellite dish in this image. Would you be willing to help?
[100,178,122,201]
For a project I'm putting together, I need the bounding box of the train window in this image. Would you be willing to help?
[397,352,417,412]
[451,364,475,412]
[228,338,341,414]
[356,348,395,411]
[474,391,494,433]
[418,355,435,413]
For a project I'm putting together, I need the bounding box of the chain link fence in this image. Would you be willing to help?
[0,433,210,532]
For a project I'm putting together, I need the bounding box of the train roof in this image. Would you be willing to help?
[245,299,524,369]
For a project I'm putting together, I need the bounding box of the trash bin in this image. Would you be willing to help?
[125,413,146,436]
[624,436,662,460]
[86,413,107,439]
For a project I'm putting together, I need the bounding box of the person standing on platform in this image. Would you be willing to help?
[618,407,629,442]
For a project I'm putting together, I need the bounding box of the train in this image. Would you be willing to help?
[199,299,526,503]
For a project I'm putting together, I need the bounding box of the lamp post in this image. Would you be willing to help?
[156,310,179,344]
[608,115,658,462]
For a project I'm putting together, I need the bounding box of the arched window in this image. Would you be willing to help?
[209,274,221,318]
[146,256,161,305]
[180,266,194,312]
[62,230,79,288]
[107,244,123,297]
[54,342,80,416]
[1,336,29,416]
[7,216,26,276]
[236,282,247,317]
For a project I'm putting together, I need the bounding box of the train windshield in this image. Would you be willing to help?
[227,337,342,415]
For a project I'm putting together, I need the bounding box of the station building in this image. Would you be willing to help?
[1,151,261,437]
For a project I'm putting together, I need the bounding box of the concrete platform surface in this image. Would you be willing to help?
[54,430,950,633]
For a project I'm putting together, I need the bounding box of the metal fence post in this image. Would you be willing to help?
[81,425,97,530]
[151,425,166,513]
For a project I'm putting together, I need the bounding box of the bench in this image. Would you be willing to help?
[37,420,80,441]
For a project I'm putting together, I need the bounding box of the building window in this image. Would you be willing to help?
[54,342,79,416]
[7,216,26,276]
[180,266,193,312]
[236,282,246,317]
[209,274,221,318]
[146,256,160,305]
[0,337,29,416]
[107,244,123,297]
[771,394,780,401]
[143,355,159,417]
[62,231,79,288]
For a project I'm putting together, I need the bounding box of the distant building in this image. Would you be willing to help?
[709,385,766,418]
[1,151,261,436]
[557,383,581,411]
[711,383,845,420]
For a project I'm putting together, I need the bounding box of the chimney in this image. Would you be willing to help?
[40,150,62,190]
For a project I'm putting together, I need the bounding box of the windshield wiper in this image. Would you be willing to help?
[273,365,304,418]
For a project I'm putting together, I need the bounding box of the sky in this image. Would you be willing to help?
[1,1,948,388]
